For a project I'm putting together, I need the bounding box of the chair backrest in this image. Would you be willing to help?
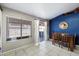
[61,35,68,42]
[61,35,74,43]
[52,32,61,40]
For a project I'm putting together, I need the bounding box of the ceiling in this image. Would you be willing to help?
[1,3,79,19]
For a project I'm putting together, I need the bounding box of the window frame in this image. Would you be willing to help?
[6,17,32,41]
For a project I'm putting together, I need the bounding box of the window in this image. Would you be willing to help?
[22,20,31,37]
[6,17,32,41]
[7,18,21,38]
[9,22,21,38]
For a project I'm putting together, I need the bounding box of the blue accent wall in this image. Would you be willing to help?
[49,12,79,45]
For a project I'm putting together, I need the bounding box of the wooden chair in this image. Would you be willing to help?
[61,35,69,48]
[68,36,75,51]
[52,33,62,47]
[52,32,76,51]
[61,35,75,51]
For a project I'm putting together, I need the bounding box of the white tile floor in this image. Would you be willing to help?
[2,41,79,56]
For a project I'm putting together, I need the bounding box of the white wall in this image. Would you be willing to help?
[44,21,48,41]
[34,20,40,45]
[0,9,2,53]
[2,7,40,52]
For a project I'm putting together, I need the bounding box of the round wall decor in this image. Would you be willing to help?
[59,21,68,29]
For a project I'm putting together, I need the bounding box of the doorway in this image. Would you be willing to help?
[39,31,44,42]
[34,20,47,45]
[39,20,47,42]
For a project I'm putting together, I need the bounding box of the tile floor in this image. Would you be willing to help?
[2,41,79,56]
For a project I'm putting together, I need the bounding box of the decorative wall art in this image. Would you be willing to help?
[59,21,68,29]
